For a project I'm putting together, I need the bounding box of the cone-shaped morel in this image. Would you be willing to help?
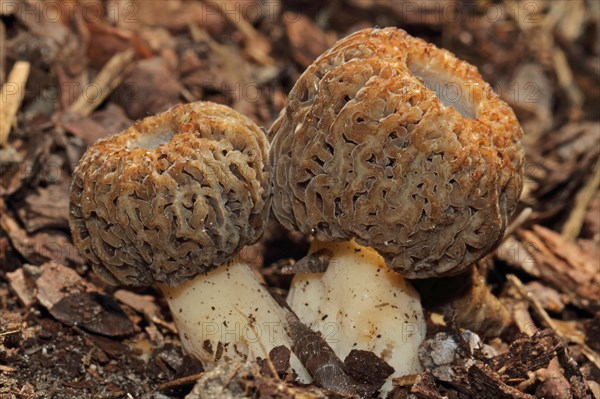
[70,101,309,380]
[270,27,524,395]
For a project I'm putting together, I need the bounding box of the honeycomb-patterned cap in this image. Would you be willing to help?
[270,27,524,278]
[69,102,271,286]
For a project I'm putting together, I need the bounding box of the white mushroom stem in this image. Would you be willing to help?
[158,258,311,382]
[287,240,426,395]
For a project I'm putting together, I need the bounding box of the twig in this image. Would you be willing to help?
[68,48,136,117]
[0,61,31,146]
[46,378,61,399]
[188,22,209,43]
[542,0,569,32]
[552,47,584,119]
[180,87,198,103]
[541,0,584,119]
[222,363,245,388]
[0,329,22,337]
[157,372,205,391]
[285,308,375,397]
[561,161,600,240]
[0,21,6,85]
[0,364,16,373]
[504,207,533,239]
[580,345,600,371]
[507,274,556,330]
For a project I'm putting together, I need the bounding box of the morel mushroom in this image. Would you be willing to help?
[69,101,309,380]
[270,27,524,392]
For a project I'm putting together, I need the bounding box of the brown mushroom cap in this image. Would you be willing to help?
[270,28,524,278]
[69,102,270,287]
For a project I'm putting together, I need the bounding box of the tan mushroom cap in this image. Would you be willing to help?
[270,27,524,278]
[70,102,270,287]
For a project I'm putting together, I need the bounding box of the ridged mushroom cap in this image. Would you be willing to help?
[270,27,524,278]
[69,102,270,287]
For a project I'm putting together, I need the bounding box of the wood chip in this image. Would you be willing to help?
[502,226,600,311]
[343,349,394,386]
[6,268,36,307]
[16,183,71,233]
[419,328,577,398]
[488,328,563,380]
[524,281,565,313]
[410,371,445,399]
[504,207,533,239]
[68,48,135,117]
[260,345,290,378]
[183,361,336,399]
[0,364,16,373]
[466,362,536,399]
[50,292,136,337]
[114,290,160,319]
[0,61,30,146]
[535,358,571,399]
[157,372,205,391]
[35,262,95,310]
[0,214,83,265]
[552,46,584,118]
[0,21,6,85]
[508,274,600,369]
[562,161,600,240]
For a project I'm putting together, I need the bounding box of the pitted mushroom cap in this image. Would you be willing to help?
[270,27,524,278]
[69,102,270,287]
